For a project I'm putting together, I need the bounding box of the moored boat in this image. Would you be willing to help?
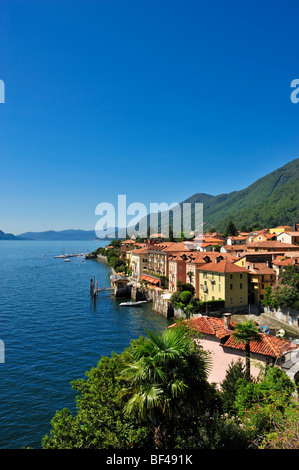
[119,300,147,307]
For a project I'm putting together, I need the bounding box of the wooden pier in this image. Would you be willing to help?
[90,274,131,303]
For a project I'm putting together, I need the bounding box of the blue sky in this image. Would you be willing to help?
[0,0,298,234]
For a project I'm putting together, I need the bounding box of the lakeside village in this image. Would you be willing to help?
[86,221,299,386]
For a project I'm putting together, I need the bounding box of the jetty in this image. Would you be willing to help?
[54,253,88,259]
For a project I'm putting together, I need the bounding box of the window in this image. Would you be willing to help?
[240,296,243,303]
[230,284,233,290]
[240,273,243,279]
[230,298,233,304]
[262,284,264,289]
[218,284,221,292]
[230,274,233,280]
[240,283,243,289]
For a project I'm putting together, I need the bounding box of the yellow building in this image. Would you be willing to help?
[197,260,248,309]
[234,257,276,303]
[269,225,293,234]
[130,247,149,281]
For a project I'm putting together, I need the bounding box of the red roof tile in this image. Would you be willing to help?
[222,334,295,358]
[171,317,298,358]
[197,260,248,273]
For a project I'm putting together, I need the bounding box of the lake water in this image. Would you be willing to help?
[0,240,171,449]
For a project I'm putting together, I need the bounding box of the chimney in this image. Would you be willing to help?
[223,313,231,329]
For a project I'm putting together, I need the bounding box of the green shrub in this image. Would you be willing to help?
[181,291,192,305]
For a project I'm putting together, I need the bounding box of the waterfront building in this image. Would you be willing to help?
[131,246,149,281]
[197,260,248,309]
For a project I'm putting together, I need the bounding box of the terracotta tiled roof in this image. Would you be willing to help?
[197,260,248,273]
[222,244,247,251]
[131,246,149,254]
[228,236,248,240]
[202,237,225,244]
[247,241,298,249]
[177,316,235,340]
[245,261,276,275]
[168,252,197,262]
[272,256,299,266]
[171,317,299,359]
[140,275,159,285]
[165,242,193,252]
[187,253,238,265]
[222,334,295,358]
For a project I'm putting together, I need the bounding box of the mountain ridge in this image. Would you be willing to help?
[4,158,299,239]
[129,157,299,234]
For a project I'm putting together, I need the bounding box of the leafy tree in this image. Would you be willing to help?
[220,359,247,414]
[225,220,238,237]
[232,320,262,381]
[262,265,299,309]
[180,290,192,305]
[42,338,152,449]
[178,283,195,295]
[110,239,122,247]
[261,285,273,307]
[120,326,212,449]
[280,264,299,288]
[233,366,296,438]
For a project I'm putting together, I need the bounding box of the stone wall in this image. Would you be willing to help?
[96,254,109,263]
[263,306,299,332]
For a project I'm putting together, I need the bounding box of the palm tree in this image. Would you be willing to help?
[186,271,194,284]
[119,326,212,449]
[232,320,262,381]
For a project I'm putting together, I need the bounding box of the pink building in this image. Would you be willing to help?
[170,315,299,386]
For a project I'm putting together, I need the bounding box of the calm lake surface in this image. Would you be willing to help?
[0,240,171,449]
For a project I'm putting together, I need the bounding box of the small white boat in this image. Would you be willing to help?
[63,259,71,262]
[276,329,285,338]
[119,300,147,307]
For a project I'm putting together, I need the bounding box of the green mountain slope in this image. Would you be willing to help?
[135,158,299,235]
[204,158,299,226]
[216,176,299,231]
[201,158,299,229]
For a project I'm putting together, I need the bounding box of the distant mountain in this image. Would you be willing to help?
[0,230,28,240]
[18,228,118,241]
[18,229,99,241]
[129,158,299,235]
[12,158,299,240]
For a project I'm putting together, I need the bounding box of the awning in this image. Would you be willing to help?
[140,275,160,285]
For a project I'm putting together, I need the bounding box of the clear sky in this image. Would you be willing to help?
[0,0,298,234]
